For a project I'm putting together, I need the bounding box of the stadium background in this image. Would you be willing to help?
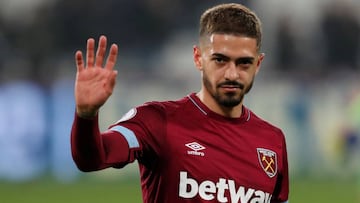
[0,0,359,202]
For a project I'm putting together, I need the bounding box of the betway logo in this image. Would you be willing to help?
[179,171,272,203]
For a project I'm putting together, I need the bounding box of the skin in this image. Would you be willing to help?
[75,35,118,118]
[74,34,264,119]
[194,34,265,118]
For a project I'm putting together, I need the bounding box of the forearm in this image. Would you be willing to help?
[71,112,107,171]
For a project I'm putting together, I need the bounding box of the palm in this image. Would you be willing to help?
[74,36,118,117]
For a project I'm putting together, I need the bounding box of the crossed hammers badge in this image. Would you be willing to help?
[257,148,277,178]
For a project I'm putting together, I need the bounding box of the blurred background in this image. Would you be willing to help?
[0,0,359,202]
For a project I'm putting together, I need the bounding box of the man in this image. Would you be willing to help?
[71,3,289,203]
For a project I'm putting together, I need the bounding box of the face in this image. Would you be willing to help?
[194,34,264,108]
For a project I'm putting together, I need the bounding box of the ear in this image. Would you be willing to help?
[193,45,202,70]
[255,53,265,75]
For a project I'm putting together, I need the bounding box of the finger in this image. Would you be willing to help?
[95,35,107,67]
[105,43,118,70]
[108,70,118,91]
[75,50,85,72]
[86,38,95,67]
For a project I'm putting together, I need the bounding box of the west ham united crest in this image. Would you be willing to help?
[257,148,277,178]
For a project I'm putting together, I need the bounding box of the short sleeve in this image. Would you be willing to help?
[271,134,289,202]
[108,102,167,166]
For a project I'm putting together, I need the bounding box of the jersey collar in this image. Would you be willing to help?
[187,93,250,123]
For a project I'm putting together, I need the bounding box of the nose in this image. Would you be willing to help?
[224,63,239,80]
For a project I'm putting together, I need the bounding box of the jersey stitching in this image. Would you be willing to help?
[246,108,251,122]
[187,94,207,115]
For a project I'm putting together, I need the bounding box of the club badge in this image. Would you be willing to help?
[257,148,277,178]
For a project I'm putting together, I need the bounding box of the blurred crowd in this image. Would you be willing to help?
[0,0,359,83]
[0,0,359,182]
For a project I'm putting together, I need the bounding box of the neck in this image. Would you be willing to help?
[196,91,243,118]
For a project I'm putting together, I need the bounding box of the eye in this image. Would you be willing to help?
[212,57,227,64]
[235,58,254,68]
[237,59,253,65]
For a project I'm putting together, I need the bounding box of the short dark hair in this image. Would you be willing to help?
[199,3,262,51]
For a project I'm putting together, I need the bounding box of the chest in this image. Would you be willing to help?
[162,119,281,193]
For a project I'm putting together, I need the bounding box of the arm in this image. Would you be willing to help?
[71,114,106,171]
[71,113,131,171]
[71,35,124,171]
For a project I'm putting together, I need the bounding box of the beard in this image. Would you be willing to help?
[203,74,254,108]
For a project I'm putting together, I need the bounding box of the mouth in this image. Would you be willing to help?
[218,82,244,92]
[220,85,241,91]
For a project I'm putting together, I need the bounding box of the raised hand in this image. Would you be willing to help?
[74,35,118,118]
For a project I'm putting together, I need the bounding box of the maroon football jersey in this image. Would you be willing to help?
[106,93,289,203]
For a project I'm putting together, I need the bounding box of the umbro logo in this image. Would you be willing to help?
[185,142,206,157]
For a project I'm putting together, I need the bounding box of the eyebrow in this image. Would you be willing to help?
[212,53,255,64]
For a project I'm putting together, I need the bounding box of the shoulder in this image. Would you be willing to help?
[117,95,189,121]
[138,95,191,115]
[114,95,191,125]
[247,108,284,137]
